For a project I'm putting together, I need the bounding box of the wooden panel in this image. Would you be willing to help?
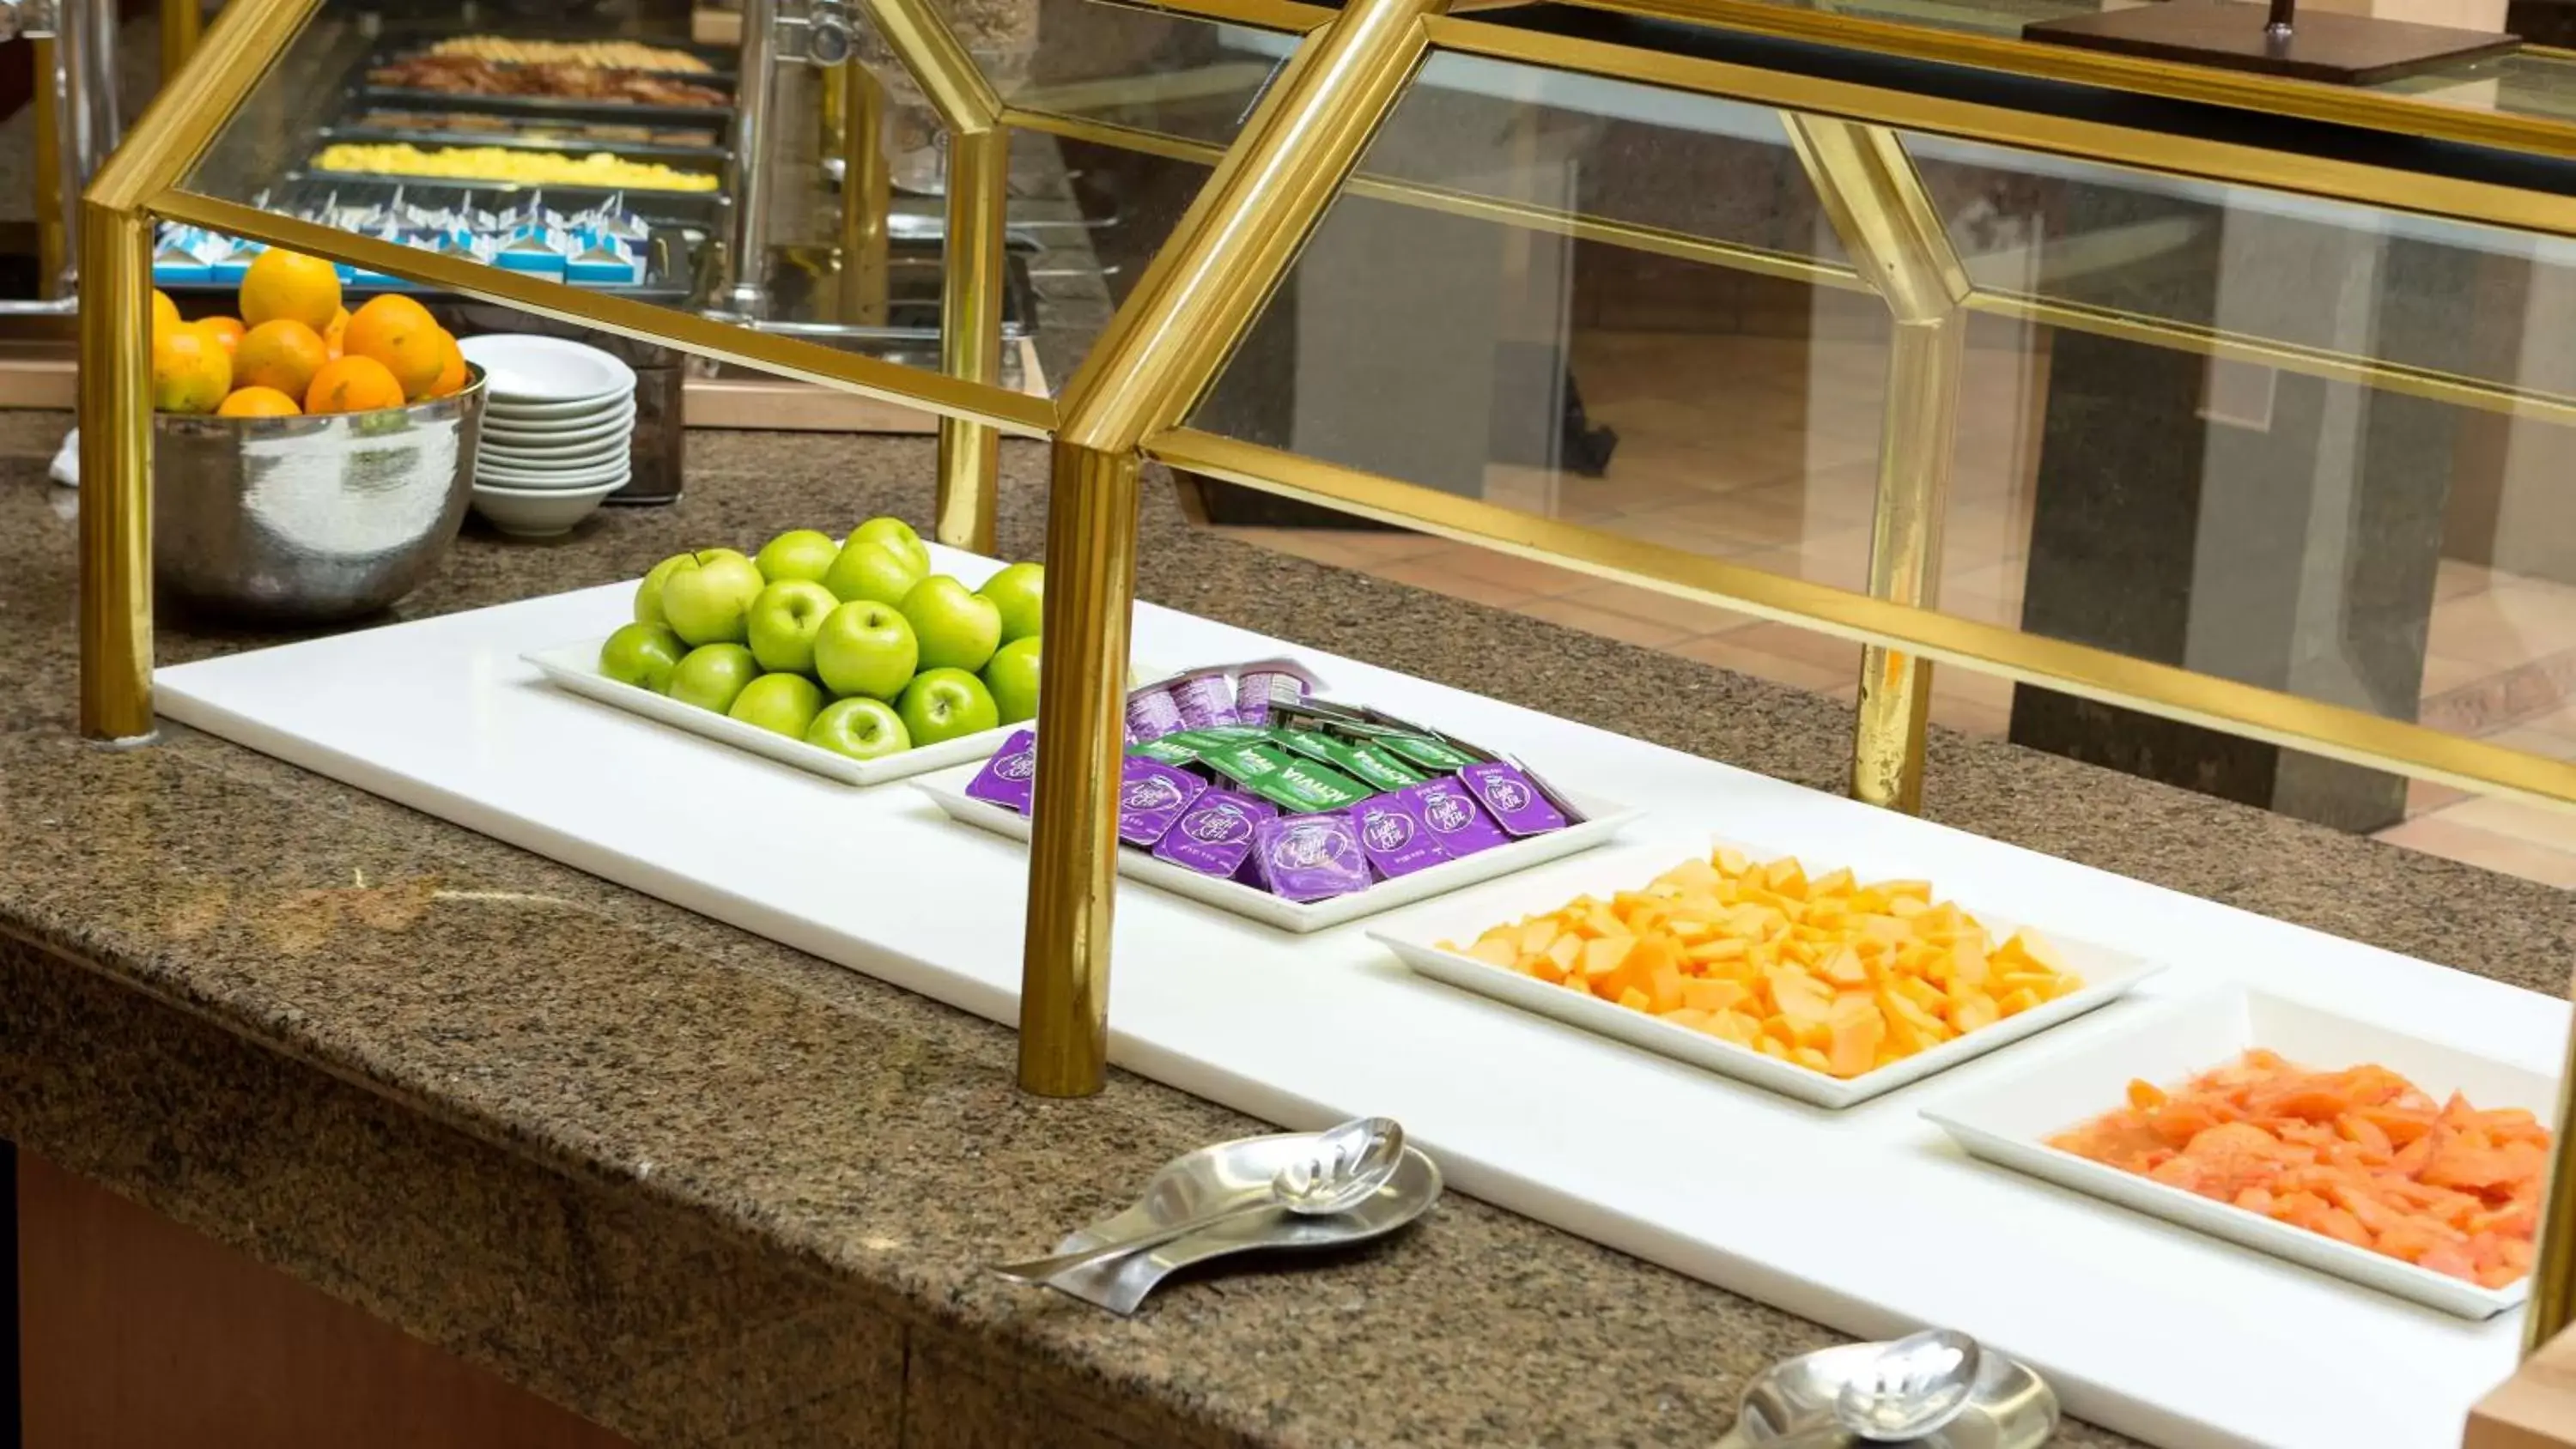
[19,1151,632,1449]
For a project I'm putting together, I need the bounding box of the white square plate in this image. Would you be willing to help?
[913,763,1636,934]
[1922,985,2555,1319]
[1365,840,2164,1109]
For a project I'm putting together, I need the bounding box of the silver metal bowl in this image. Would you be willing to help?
[153,368,486,624]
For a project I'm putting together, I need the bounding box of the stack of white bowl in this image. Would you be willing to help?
[460,335,639,538]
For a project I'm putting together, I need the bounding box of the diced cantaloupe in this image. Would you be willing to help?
[1455,842,2083,1079]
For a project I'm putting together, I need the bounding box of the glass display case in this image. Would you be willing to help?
[74,0,2576,1428]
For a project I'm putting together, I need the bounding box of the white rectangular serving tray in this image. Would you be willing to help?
[522,549,1115,788]
[519,638,1153,788]
[1367,840,2165,1109]
[914,762,1636,933]
[1923,985,2555,1319]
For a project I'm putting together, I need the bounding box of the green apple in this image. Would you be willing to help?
[899,575,1003,674]
[975,561,1045,644]
[599,621,686,694]
[728,672,825,738]
[811,600,918,700]
[981,635,1041,725]
[659,552,769,646]
[820,537,924,608]
[805,695,911,761]
[848,516,931,577]
[745,580,840,676]
[635,553,693,627]
[753,529,841,585]
[668,643,760,714]
[896,666,999,746]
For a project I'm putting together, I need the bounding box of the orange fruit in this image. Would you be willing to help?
[425,330,468,398]
[342,294,446,399]
[151,288,180,338]
[234,319,330,400]
[216,385,301,418]
[197,315,246,355]
[150,321,233,415]
[239,249,342,331]
[323,306,350,359]
[303,355,405,415]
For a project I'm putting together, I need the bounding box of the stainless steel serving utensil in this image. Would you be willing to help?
[1727,1331,2057,1449]
[1834,1329,1981,1441]
[993,1117,1405,1283]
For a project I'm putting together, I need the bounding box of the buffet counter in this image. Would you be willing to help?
[5,415,2569,1447]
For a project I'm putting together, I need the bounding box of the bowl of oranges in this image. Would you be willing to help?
[151,247,488,624]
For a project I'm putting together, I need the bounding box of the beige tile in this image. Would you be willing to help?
[2421,791,2576,852]
[2426,582,2576,667]
[2434,557,2498,602]
[2405,777,2470,818]
[1554,580,1762,637]
[1428,546,1595,597]
[1369,559,1537,611]
[1731,535,1874,593]
[2372,813,2576,889]
[1931,666,2019,712]
[1722,621,1866,676]
[2479,726,2576,761]
[1510,596,1698,649]
[2417,653,2500,697]
[1592,512,1777,559]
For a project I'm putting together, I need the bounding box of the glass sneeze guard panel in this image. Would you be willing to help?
[1182,39,2576,845]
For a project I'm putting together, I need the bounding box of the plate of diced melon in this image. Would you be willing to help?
[1367,839,2165,1109]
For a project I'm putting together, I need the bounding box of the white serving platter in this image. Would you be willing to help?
[523,549,1096,787]
[1923,985,2554,1320]
[518,637,1045,785]
[1366,840,2164,1108]
[914,763,1637,933]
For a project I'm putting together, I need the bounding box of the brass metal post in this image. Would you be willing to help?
[1018,443,1143,1094]
[1785,116,1971,814]
[839,58,891,327]
[1016,0,1441,1095]
[1850,313,1963,811]
[161,0,204,82]
[77,203,155,742]
[934,124,1009,553]
[75,0,326,743]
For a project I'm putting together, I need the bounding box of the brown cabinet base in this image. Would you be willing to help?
[18,1150,631,1449]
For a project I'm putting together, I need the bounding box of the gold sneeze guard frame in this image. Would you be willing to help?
[84,0,2576,1358]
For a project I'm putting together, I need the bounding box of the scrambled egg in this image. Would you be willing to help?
[312,143,717,193]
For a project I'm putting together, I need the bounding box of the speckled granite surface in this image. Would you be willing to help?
[1,409,2569,1447]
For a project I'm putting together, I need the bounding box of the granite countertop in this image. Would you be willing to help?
[1,411,2567,1448]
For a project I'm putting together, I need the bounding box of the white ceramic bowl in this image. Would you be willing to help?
[477,456,631,489]
[481,403,637,447]
[458,335,637,405]
[481,435,630,468]
[470,478,624,537]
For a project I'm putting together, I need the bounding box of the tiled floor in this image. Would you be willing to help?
[1209,324,2576,889]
